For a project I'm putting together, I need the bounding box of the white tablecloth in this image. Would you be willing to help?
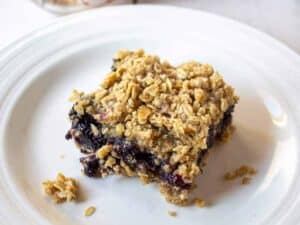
[1,0,300,54]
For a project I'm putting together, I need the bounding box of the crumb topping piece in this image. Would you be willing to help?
[194,198,206,208]
[224,165,257,181]
[42,173,78,203]
[84,206,96,217]
[241,177,251,185]
[96,145,113,159]
[168,211,177,217]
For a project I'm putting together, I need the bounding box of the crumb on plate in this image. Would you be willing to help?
[42,173,78,203]
[224,165,257,181]
[84,206,96,217]
[241,177,251,185]
[168,211,177,217]
[194,198,206,208]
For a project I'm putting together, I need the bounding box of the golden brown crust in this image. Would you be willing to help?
[194,198,206,208]
[159,182,189,206]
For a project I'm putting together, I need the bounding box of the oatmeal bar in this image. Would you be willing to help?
[66,49,238,205]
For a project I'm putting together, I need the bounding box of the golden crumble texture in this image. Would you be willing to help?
[42,173,78,203]
[168,211,177,217]
[241,177,251,185]
[84,206,96,217]
[159,183,189,206]
[96,145,113,159]
[224,165,257,182]
[194,198,206,208]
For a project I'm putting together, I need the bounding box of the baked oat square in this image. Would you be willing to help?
[66,49,238,205]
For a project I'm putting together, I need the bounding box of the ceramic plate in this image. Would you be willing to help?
[0,5,299,225]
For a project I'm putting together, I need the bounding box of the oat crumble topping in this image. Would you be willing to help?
[168,211,177,217]
[84,206,96,217]
[224,165,256,181]
[194,198,206,208]
[241,177,251,185]
[42,173,78,203]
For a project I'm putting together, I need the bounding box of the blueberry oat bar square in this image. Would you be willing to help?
[66,49,238,205]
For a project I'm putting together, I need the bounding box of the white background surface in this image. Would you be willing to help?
[0,0,300,53]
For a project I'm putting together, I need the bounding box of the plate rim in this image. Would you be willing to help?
[1,4,300,66]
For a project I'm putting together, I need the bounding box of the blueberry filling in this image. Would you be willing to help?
[68,108,106,153]
[67,107,233,189]
[80,154,100,177]
[111,58,121,72]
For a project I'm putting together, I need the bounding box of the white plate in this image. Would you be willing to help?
[0,5,300,225]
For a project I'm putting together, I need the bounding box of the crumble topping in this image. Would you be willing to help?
[224,165,256,183]
[194,198,206,208]
[241,177,251,185]
[42,173,78,203]
[69,49,238,183]
[84,206,96,217]
[159,183,190,205]
[96,145,113,159]
[168,211,177,217]
[224,165,257,180]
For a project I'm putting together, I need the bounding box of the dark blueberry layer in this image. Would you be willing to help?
[80,154,100,177]
[67,107,233,189]
[68,108,106,153]
[111,58,121,72]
